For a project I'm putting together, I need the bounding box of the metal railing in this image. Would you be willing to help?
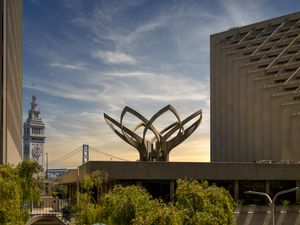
[28,196,74,223]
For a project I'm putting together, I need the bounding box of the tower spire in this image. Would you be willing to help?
[23,95,46,168]
[31,95,38,111]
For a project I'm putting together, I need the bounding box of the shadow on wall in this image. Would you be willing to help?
[235,205,300,225]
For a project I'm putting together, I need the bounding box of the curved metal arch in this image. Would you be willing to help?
[142,104,183,145]
[166,109,202,154]
[103,105,202,162]
[120,106,161,145]
[104,113,140,149]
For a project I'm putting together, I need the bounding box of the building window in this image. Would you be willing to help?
[274,78,286,83]
[285,86,298,91]
[239,181,266,205]
[287,50,298,54]
[270,181,296,204]
[277,60,288,65]
[249,57,261,62]
[285,67,297,72]
[258,64,268,69]
[32,128,43,135]
[266,71,278,76]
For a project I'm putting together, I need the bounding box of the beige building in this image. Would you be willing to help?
[0,0,23,164]
[211,12,300,162]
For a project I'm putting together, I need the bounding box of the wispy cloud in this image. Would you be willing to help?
[47,62,86,70]
[219,0,268,26]
[24,0,282,166]
[91,50,137,65]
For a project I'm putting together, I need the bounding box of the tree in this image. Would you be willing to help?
[73,177,236,225]
[98,185,182,225]
[51,184,68,199]
[0,160,43,225]
[74,171,106,225]
[132,200,182,225]
[175,179,235,225]
[17,160,43,204]
[0,164,23,224]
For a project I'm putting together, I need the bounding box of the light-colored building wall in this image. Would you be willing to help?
[211,12,300,162]
[0,0,22,164]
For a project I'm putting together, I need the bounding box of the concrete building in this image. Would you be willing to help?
[211,11,300,162]
[59,161,300,225]
[59,161,300,204]
[23,95,46,168]
[0,0,23,164]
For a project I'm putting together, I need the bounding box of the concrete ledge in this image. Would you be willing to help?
[67,161,300,182]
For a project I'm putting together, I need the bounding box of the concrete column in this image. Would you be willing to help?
[234,180,239,202]
[265,180,270,195]
[77,168,79,204]
[170,180,175,202]
[296,180,300,204]
[265,180,270,205]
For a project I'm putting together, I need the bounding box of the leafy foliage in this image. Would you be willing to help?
[74,193,101,225]
[73,174,235,225]
[0,164,23,224]
[132,200,182,225]
[0,160,42,225]
[51,184,68,199]
[99,185,153,225]
[176,179,235,225]
[18,160,43,204]
[74,171,107,225]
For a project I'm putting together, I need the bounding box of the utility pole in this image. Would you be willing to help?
[45,152,48,179]
[245,187,300,225]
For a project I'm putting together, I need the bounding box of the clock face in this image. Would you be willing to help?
[32,146,42,161]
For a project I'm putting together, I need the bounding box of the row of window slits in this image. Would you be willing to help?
[273,74,300,84]
[263,66,298,73]
[285,86,298,91]
[246,40,300,59]
[294,95,300,101]
[228,20,300,52]
[250,50,300,69]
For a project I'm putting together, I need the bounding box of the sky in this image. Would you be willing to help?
[24,0,300,168]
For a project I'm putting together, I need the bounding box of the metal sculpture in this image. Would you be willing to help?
[103,105,202,162]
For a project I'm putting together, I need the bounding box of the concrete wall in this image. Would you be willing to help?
[76,161,300,181]
[235,205,300,225]
[0,0,22,164]
[211,11,300,162]
[59,161,300,201]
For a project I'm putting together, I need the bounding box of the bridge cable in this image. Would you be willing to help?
[48,146,82,166]
[89,147,130,161]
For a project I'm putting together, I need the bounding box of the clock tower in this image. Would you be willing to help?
[23,95,46,168]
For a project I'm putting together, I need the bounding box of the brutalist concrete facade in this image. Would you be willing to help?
[0,0,23,164]
[211,12,300,162]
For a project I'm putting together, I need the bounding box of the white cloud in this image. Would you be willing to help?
[91,50,137,65]
[47,62,86,70]
[219,0,267,26]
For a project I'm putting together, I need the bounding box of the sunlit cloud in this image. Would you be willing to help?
[91,50,137,65]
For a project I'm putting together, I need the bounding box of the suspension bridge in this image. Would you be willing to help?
[46,145,130,177]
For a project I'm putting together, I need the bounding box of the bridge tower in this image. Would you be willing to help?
[82,144,89,164]
[23,95,46,168]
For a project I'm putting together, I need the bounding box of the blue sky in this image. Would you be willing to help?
[24,0,300,168]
